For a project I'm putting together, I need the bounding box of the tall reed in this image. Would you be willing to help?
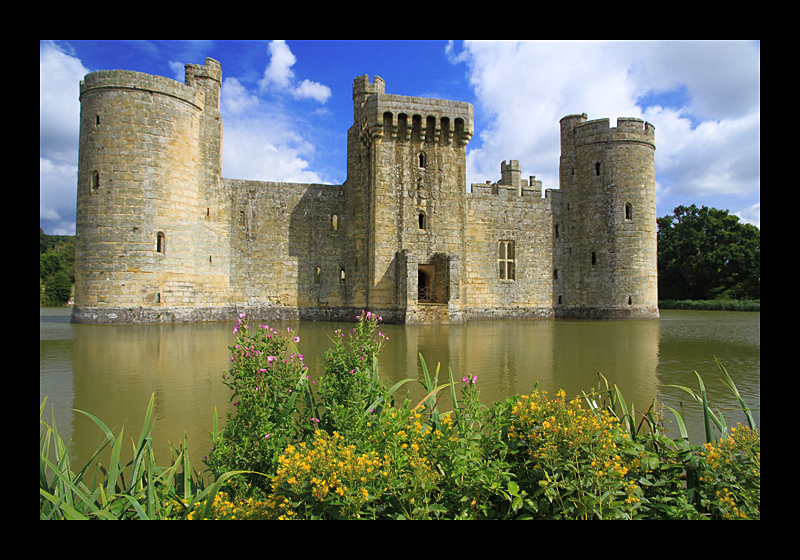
[40,394,259,520]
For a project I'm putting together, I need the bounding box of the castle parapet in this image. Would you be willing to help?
[354,76,474,147]
[469,160,543,198]
[80,69,204,111]
[564,115,655,149]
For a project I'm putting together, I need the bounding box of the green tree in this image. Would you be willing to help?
[40,253,64,281]
[43,270,72,305]
[657,205,760,300]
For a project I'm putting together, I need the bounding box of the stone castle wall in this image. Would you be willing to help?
[72,59,658,324]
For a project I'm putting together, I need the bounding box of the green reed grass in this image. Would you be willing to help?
[39,393,262,520]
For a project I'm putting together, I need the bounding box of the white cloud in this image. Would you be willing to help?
[259,40,296,91]
[221,77,259,114]
[292,78,332,103]
[222,115,324,184]
[168,60,185,82]
[648,106,760,199]
[40,40,88,166]
[40,157,77,234]
[40,41,87,234]
[220,95,325,184]
[258,40,331,103]
[453,40,760,215]
[220,41,333,182]
[735,203,760,229]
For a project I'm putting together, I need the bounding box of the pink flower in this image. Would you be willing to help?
[294,336,300,343]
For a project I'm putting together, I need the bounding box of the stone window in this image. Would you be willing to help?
[91,170,100,190]
[340,267,346,286]
[595,162,601,176]
[418,151,426,168]
[332,214,338,230]
[156,232,166,254]
[591,250,597,266]
[625,202,632,220]
[498,240,515,280]
[315,266,321,284]
[418,211,427,230]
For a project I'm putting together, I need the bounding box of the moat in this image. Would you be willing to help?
[40,307,759,472]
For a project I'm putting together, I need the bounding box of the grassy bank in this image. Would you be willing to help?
[40,312,760,520]
[659,299,760,312]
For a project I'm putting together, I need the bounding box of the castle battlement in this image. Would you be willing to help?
[469,160,544,199]
[354,76,473,147]
[562,113,656,149]
[73,59,658,325]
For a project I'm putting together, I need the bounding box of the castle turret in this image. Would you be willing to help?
[556,114,658,319]
[499,160,522,195]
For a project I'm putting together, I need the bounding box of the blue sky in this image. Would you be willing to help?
[40,40,760,235]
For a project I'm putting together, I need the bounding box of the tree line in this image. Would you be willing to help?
[38,205,761,306]
[657,205,760,301]
[40,228,75,306]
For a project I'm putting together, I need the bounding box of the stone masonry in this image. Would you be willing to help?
[72,58,658,324]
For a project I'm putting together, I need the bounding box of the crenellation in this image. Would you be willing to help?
[73,59,658,324]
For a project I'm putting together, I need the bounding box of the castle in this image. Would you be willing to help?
[71,58,658,324]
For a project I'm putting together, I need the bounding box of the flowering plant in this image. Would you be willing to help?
[317,310,392,437]
[205,313,313,494]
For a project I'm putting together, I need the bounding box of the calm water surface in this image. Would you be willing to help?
[40,307,759,473]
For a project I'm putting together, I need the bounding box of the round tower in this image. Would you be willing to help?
[556,115,658,319]
[72,61,218,323]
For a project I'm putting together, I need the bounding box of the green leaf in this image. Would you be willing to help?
[106,425,125,494]
[448,366,460,417]
[665,406,689,440]
[695,372,714,444]
[39,488,90,520]
[715,357,756,430]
